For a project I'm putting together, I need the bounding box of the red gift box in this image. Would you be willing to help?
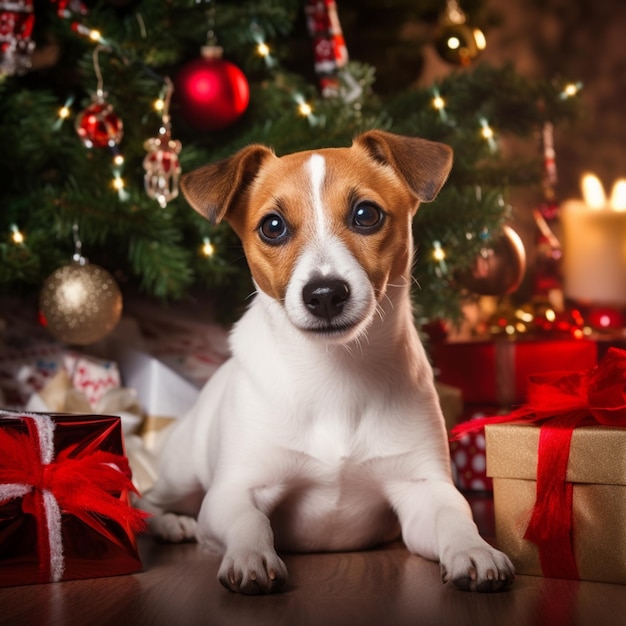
[449,408,504,492]
[454,347,626,582]
[432,338,598,406]
[0,411,147,587]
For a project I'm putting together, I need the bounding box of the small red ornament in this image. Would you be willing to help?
[75,93,123,149]
[0,0,36,75]
[175,46,249,132]
[143,135,182,208]
[588,307,625,330]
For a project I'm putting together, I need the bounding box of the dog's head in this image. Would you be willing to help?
[181,130,452,343]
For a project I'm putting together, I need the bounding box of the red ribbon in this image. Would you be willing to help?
[451,347,626,579]
[0,415,148,583]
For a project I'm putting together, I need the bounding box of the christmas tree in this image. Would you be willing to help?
[0,0,581,330]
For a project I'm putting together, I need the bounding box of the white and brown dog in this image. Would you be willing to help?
[142,130,514,594]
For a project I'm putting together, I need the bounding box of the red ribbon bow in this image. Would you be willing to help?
[451,347,626,579]
[0,415,148,583]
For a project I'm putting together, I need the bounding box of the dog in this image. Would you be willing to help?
[141,130,515,595]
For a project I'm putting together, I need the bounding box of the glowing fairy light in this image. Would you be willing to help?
[480,118,496,152]
[432,95,445,110]
[112,175,125,191]
[257,42,270,58]
[11,224,24,244]
[433,242,446,262]
[298,101,313,117]
[202,237,215,257]
[432,89,448,122]
[562,82,582,98]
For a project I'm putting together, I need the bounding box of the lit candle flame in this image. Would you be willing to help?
[610,179,626,212]
[581,173,606,210]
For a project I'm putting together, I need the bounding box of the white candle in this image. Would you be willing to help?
[562,174,626,306]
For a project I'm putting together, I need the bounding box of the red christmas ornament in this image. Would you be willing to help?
[0,0,36,75]
[76,93,123,149]
[175,46,249,132]
[588,307,625,330]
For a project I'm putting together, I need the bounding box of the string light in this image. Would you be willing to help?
[433,242,446,262]
[112,173,129,200]
[71,23,110,47]
[257,42,270,58]
[431,89,448,122]
[480,118,496,152]
[10,224,24,244]
[432,94,445,110]
[202,237,215,257]
[560,82,582,99]
[297,100,313,117]
[432,240,448,276]
[154,98,165,113]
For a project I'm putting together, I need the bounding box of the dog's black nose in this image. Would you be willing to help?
[302,279,350,321]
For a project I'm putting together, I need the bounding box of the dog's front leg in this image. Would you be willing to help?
[389,479,515,592]
[198,485,288,595]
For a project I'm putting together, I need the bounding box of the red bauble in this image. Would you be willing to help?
[76,96,123,148]
[588,307,625,330]
[175,46,249,132]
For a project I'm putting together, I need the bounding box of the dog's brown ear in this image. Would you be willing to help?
[180,144,275,223]
[355,130,453,203]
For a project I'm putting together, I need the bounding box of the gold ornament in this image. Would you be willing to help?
[434,0,486,67]
[456,225,526,296]
[40,261,123,345]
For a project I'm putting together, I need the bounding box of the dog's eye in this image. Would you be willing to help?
[351,202,385,233]
[258,214,289,244]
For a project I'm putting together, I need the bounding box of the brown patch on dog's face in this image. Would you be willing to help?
[227,145,418,303]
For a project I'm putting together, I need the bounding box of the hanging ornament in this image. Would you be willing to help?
[144,78,182,208]
[0,0,35,76]
[175,3,249,132]
[51,0,87,19]
[75,45,123,149]
[39,226,122,345]
[531,122,565,314]
[175,45,249,132]
[434,0,486,67]
[304,0,350,98]
[76,94,124,148]
[456,225,526,296]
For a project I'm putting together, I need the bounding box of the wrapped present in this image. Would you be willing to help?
[431,337,598,406]
[110,343,200,453]
[453,347,626,583]
[0,343,64,408]
[63,352,121,408]
[449,411,496,492]
[0,411,147,587]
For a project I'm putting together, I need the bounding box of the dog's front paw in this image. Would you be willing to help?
[218,549,288,595]
[149,513,198,543]
[440,545,515,593]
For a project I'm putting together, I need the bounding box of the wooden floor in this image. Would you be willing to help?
[2,495,626,626]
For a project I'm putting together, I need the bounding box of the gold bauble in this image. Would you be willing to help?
[456,226,526,296]
[40,262,123,345]
[434,22,484,66]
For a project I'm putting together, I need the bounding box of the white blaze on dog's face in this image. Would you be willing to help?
[180,131,452,342]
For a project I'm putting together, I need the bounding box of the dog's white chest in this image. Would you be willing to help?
[257,453,399,552]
